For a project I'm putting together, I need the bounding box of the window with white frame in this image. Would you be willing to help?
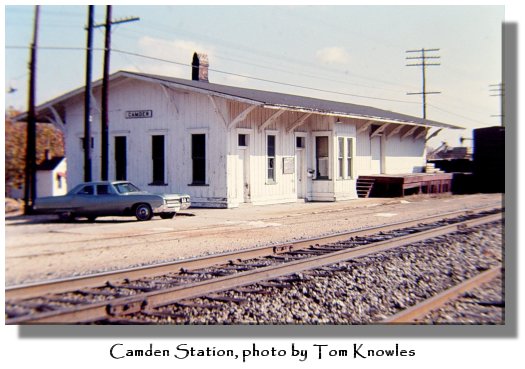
[192,133,206,185]
[151,135,165,185]
[296,136,305,149]
[238,134,248,148]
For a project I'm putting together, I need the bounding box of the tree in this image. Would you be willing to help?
[4,109,64,197]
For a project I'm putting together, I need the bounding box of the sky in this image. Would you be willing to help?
[4,4,504,148]
[1,3,524,369]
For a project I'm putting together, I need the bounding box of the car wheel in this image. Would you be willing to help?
[160,212,176,219]
[135,203,153,221]
[59,212,75,222]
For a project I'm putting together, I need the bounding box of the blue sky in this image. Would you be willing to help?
[4,4,504,147]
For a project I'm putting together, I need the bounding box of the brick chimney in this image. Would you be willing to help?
[192,52,209,82]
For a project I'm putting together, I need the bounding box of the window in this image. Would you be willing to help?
[315,136,329,179]
[192,134,206,184]
[96,184,110,195]
[338,137,345,178]
[77,185,94,195]
[296,136,305,149]
[267,135,276,182]
[238,134,248,147]
[114,136,127,181]
[347,138,354,179]
[115,182,141,194]
[151,135,165,185]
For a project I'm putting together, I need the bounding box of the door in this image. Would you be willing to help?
[114,136,127,180]
[237,148,251,203]
[296,148,306,198]
[371,136,384,174]
[243,149,250,201]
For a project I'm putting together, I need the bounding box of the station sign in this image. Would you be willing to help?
[125,110,153,119]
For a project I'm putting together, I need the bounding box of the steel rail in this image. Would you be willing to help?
[6,205,502,301]
[382,265,503,324]
[6,212,502,324]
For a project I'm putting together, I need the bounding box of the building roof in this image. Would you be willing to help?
[125,71,462,129]
[37,156,65,171]
[18,70,462,130]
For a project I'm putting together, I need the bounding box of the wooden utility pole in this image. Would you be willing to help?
[24,5,40,214]
[406,48,441,119]
[489,83,504,126]
[100,5,112,181]
[84,5,94,182]
[95,7,139,180]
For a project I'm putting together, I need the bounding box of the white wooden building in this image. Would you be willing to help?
[36,155,68,197]
[26,54,460,208]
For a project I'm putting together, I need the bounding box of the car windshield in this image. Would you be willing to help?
[114,182,142,194]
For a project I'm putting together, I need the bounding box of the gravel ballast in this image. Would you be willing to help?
[124,221,503,325]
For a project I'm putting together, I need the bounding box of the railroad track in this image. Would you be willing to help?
[383,265,503,324]
[5,207,503,324]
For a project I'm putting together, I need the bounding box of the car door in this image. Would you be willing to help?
[70,184,98,215]
[93,184,123,216]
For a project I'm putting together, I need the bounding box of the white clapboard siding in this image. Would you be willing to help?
[62,75,432,208]
[383,131,426,173]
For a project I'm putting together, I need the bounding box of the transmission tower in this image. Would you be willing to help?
[406,48,441,119]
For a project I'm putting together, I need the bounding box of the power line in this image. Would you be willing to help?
[110,48,420,105]
[7,44,410,95]
[427,103,489,126]
[212,53,409,94]
[15,43,414,105]
[120,21,417,91]
[11,43,495,123]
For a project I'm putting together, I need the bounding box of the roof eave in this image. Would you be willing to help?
[261,103,463,130]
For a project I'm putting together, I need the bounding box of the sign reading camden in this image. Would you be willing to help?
[125,110,153,119]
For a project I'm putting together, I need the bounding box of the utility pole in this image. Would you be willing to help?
[84,5,94,182]
[406,48,441,119]
[489,83,504,126]
[94,8,139,180]
[24,5,40,215]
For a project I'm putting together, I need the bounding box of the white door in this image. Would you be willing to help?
[237,149,250,203]
[243,149,250,201]
[371,136,384,174]
[296,149,306,199]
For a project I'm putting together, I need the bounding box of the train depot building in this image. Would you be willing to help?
[25,54,460,208]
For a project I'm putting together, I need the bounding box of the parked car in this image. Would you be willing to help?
[33,181,191,221]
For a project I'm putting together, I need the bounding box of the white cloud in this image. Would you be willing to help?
[315,46,351,65]
[130,36,215,77]
[138,36,213,60]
